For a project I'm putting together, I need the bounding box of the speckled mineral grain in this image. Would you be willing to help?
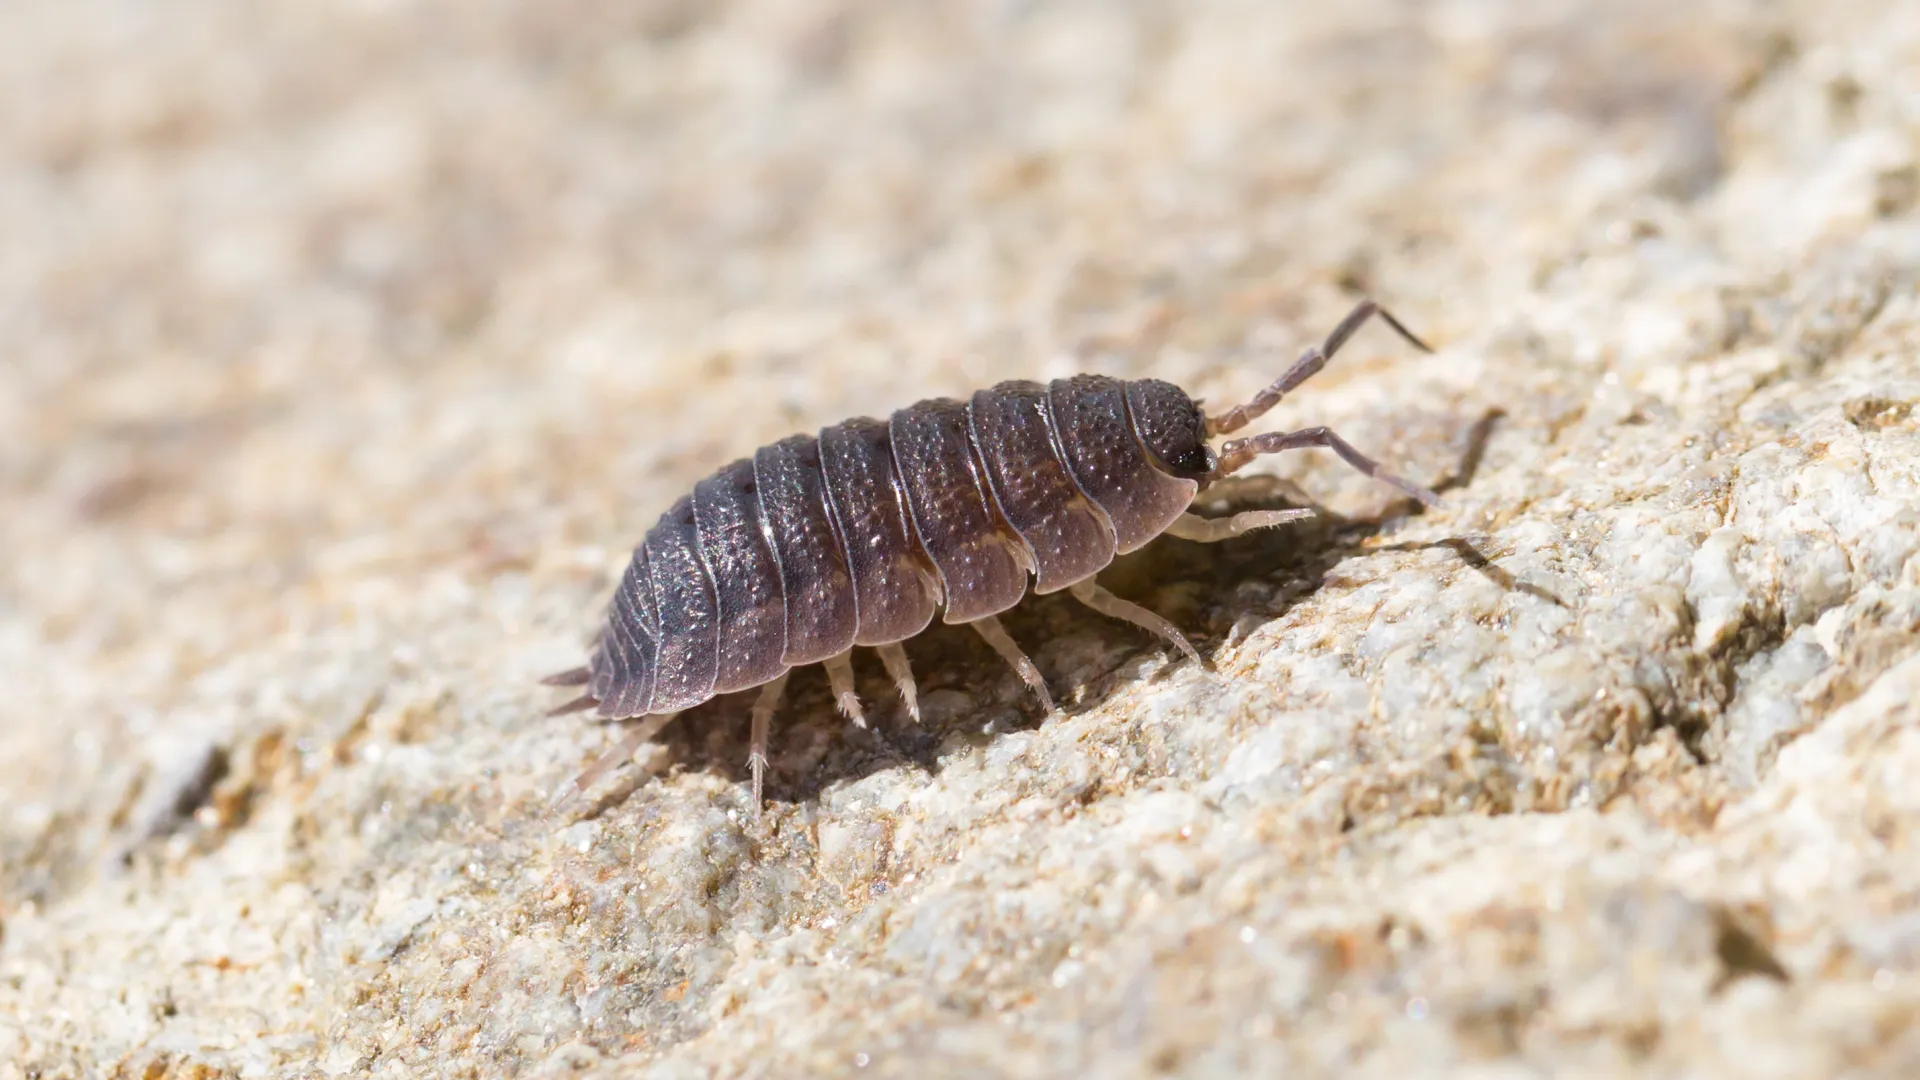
[3,1,1919,1077]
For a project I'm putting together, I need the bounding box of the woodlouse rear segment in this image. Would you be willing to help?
[546,299,1445,809]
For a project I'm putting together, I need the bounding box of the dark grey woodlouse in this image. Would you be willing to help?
[545,300,1444,807]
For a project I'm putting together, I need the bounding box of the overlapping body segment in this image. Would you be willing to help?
[582,375,1207,718]
[589,547,658,718]
[640,498,722,712]
[755,435,858,666]
[888,397,1034,624]
[553,298,1445,810]
[1046,375,1200,553]
[817,417,942,645]
[967,380,1117,594]
[692,459,788,693]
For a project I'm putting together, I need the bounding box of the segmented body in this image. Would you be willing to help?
[584,374,1203,719]
[544,299,1444,808]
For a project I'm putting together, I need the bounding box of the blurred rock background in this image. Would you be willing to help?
[2,0,1918,1076]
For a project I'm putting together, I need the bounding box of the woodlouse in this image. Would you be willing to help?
[545,300,1444,807]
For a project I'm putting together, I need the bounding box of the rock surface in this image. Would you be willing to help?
[4,0,1919,1076]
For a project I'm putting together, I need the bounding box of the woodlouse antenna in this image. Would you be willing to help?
[1213,426,1443,507]
[1206,299,1433,437]
[1202,298,1443,508]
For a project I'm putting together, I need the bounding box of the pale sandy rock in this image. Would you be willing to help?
[3,0,1919,1077]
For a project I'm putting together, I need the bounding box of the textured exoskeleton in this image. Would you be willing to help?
[546,300,1443,807]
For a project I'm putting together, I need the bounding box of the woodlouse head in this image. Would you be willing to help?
[1124,378,1216,483]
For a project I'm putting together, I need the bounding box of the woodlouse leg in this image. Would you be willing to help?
[1067,580,1201,666]
[970,615,1056,713]
[550,711,677,812]
[875,642,921,722]
[1207,300,1433,436]
[749,672,789,811]
[545,693,599,718]
[822,650,868,729]
[1213,426,1443,508]
[1164,509,1317,542]
[541,667,591,687]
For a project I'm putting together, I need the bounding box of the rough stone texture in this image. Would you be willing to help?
[4,1,1919,1077]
